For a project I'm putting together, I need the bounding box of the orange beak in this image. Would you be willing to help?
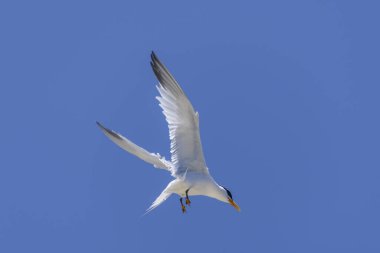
[228,198,241,212]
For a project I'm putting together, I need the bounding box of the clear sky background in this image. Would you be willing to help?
[1,0,379,252]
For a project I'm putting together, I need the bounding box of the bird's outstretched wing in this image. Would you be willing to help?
[97,122,172,171]
[150,52,208,176]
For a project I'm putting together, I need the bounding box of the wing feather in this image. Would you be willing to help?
[150,52,208,176]
[97,122,172,171]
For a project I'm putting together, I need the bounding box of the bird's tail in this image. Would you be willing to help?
[144,190,172,215]
[143,179,179,215]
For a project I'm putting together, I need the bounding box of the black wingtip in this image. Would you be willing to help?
[96,121,123,140]
[151,51,163,65]
[151,51,156,61]
[96,121,108,132]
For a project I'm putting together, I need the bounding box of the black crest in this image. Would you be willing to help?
[221,186,233,199]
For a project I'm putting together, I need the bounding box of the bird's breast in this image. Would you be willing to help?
[185,176,218,196]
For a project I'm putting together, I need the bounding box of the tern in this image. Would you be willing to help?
[97,52,240,214]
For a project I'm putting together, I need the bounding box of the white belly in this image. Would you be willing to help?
[169,173,224,202]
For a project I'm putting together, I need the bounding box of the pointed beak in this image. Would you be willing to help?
[228,198,240,212]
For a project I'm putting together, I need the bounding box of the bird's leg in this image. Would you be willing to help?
[180,197,186,213]
[185,189,191,206]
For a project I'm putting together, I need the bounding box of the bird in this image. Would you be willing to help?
[97,52,240,214]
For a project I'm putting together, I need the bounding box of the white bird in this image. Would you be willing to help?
[97,52,240,214]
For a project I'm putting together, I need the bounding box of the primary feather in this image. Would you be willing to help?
[97,121,172,171]
[151,52,208,177]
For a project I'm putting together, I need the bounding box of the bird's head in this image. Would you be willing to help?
[220,186,240,212]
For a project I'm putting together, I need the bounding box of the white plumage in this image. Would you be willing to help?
[97,52,240,214]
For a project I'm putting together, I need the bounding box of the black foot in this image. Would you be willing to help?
[180,198,186,213]
[185,189,191,206]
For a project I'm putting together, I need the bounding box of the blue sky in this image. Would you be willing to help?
[1,0,379,252]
